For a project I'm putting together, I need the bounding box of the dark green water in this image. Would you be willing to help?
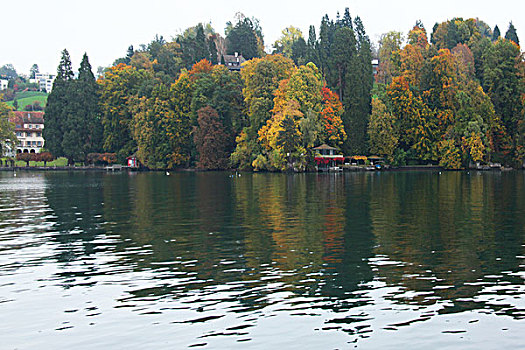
[1,171,524,349]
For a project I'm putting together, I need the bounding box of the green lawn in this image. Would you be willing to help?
[6,91,48,110]
[2,157,69,167]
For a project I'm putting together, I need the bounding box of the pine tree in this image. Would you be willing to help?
[43,49,74,159]
[75,53,102,155]
[194,24,208,62]
[492,25,501,41]
[505,22,520,46]
[343,16,373,155]
[306,25,319,66]
[125,45,134,63]
[226,17,260,59]
[319,15,335,79]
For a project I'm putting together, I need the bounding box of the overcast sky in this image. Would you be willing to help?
[2,0,524,76]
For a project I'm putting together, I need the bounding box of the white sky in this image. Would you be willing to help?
[2,0,524,76]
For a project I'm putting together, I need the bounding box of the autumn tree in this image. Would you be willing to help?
[167,72,193,167]
[368,98,398,162]
[258,100,303,171]
[0,102,15,157]
[320,87,346,147]
[231,55,295,169]
[190,62,245,138]
[99,63,153,161]
[273,26,304,59]
[377,31,404,84]
[194,106,231,169]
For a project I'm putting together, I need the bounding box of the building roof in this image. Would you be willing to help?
[11,111,44,124]
[313,144,338,150]
[222,54,246,71]
[9,112,44,130]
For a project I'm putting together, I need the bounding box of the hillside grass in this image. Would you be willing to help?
[6,91,48,110]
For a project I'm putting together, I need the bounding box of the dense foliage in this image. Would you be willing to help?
[43,50,102,165]
[41,13,525,170]
[372,18,524,168]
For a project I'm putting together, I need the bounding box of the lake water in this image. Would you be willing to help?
[1,170,524,349]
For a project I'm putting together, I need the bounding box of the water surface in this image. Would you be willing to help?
[1,171,524,349]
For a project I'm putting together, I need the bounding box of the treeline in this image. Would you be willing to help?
[42,13,525,170]
[43,10,371,170]
[370,19,524,168]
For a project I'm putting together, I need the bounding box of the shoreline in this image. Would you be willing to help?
[0,165,522,173]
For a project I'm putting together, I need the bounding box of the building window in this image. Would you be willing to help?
[37,141,42,146]
[37,132,42,137]
[16,132,21,137]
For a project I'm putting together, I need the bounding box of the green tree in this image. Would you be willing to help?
[167,72,194,167]
[306,25,320,67]
[377,31,403,84]
[0,64,18,80]
[99,63,153,160]
[0,102,16,157]
[130,84,173,169]
[482,39,523,137]
[368,98,398,162]
[43,49,74,160]
[273,26,303,58]
[492,25,501,41]
[505,22,520,46]
[343,16,374,155]
[29,64,39,79]
[70,53,102,157]
[226,17,261,59]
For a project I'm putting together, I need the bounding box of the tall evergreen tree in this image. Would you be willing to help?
[44,49,74,159]
[505,22,520,46]
[492,25,501,41]
[74,53,102,156]
[343,16,373,155]
[318,15,335,79]
[126,45,134,63]
[306,25,319,66]
[225,17,260,59]
[291,37,307,65]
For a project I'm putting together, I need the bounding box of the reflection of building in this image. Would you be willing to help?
[221,53,246,71]
[9,111,45,154]
[372,59,379,76]
[30,73,56,92]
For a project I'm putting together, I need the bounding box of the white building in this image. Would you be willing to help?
[31,73,56,93]
[9,111,45,154]
[0,79,8,90]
